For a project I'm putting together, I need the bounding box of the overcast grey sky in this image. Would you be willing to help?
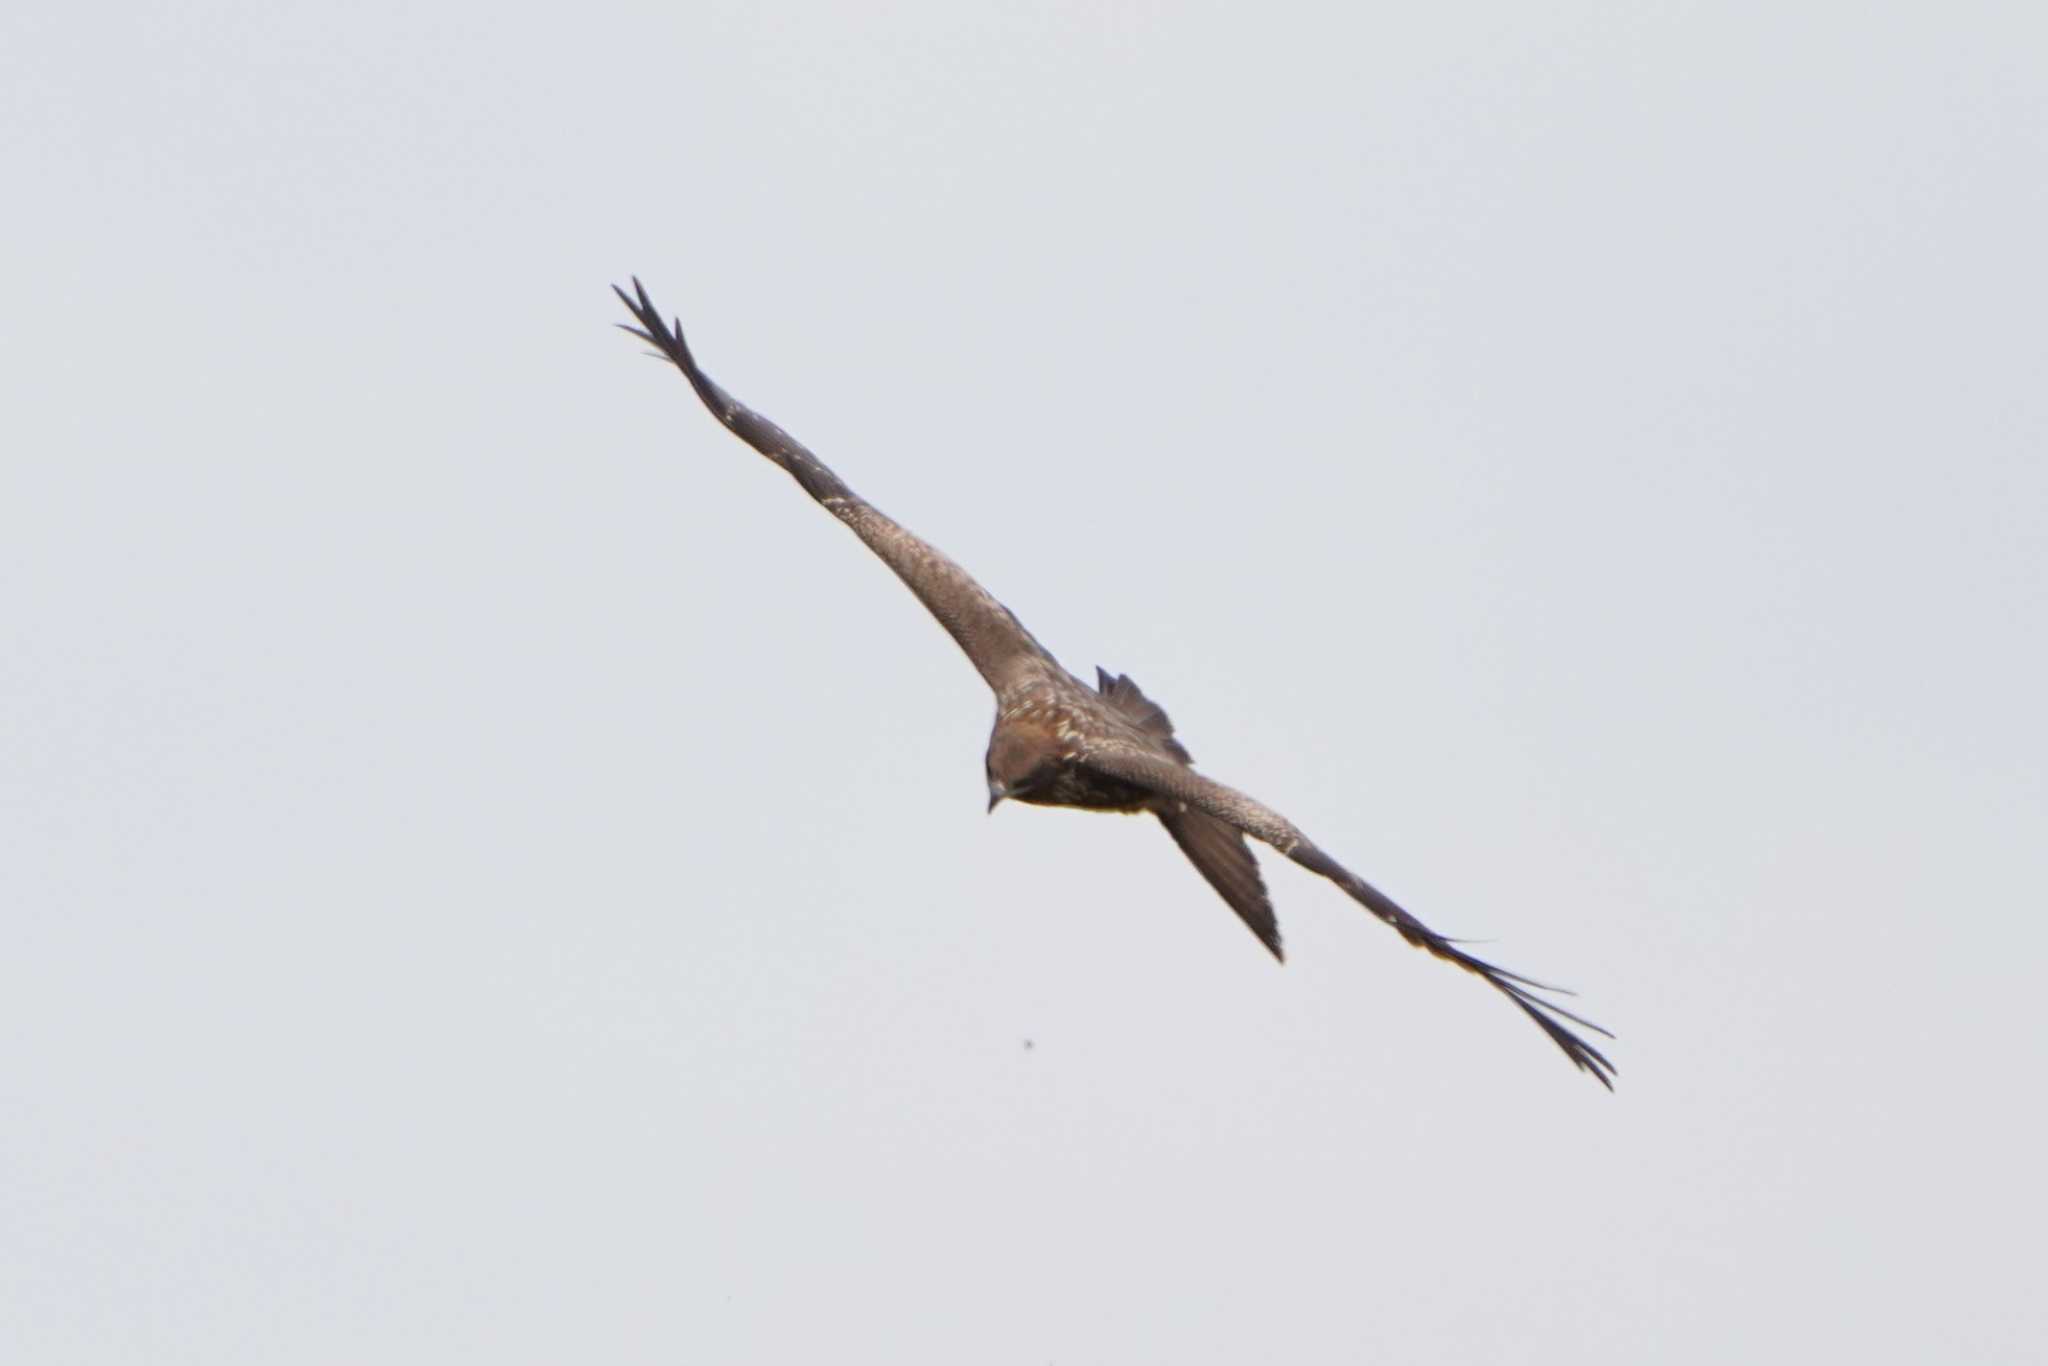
[5,2,2045,1361]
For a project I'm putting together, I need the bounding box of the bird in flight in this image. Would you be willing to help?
[615,277,1614,1088]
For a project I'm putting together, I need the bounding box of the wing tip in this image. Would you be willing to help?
[1319,855,1617,1088]
[612,275,700,375]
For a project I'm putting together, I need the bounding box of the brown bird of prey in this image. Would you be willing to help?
[615,278,1615,1088]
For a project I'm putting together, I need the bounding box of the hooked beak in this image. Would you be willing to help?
[986,781,1008,814]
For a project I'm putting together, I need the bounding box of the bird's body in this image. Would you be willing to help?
[615,278,1615,1088]
[992,681,1161,811]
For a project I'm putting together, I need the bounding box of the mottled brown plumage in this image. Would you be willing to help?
[615,277,1615,1089]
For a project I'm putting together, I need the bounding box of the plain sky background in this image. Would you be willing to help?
[5,2,2044,1361]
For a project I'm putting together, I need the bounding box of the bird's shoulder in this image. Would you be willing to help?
[996,675,1165,755]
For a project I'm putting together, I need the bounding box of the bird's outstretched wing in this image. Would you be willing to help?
[615,277,1060,695]
[1078,741,1616,1088]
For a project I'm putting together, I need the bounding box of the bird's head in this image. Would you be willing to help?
[985,726,1060,813]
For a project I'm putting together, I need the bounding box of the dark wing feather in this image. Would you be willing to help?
[1158,806,1281,960]
[1093,671,1270,951]
[1095,669,1190,759]
[614,278,1059,695]
[1078,741,1616,1089]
